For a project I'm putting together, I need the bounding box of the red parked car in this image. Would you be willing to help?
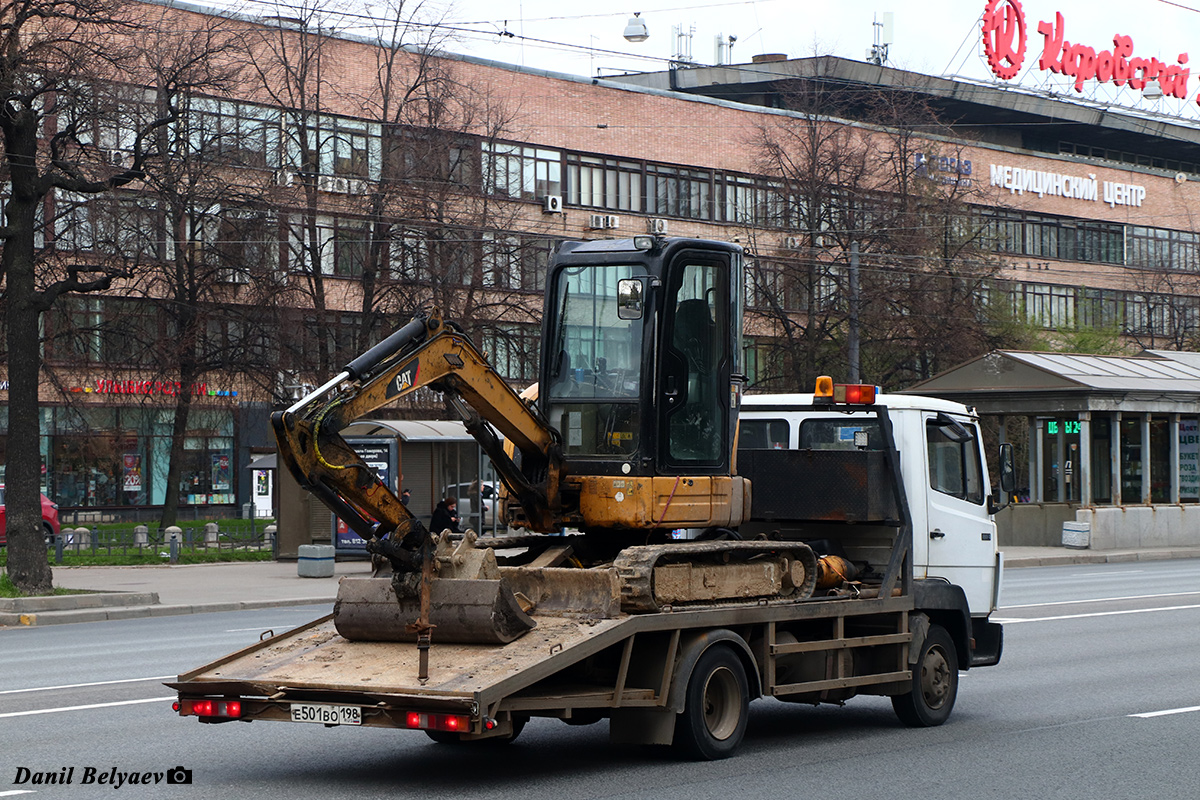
[0,485,61,545]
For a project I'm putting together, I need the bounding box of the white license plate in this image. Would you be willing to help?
[290,703,361,726]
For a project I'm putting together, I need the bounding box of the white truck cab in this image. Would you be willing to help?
[739,391,1006,619]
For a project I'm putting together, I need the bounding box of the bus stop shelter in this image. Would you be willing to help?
[906,350,1200,549]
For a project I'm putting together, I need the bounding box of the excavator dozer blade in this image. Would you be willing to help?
[333,577,536,645]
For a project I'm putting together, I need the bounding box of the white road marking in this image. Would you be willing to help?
[1130,705,1200,719]
[1001,590,1200,610]
[225,626,294,633]
[0,791,37,797]
[994,602,1200,624]
[0,676,175,696]
[0,696,175,719]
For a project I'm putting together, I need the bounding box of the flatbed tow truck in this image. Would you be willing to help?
[171,237,1012,759]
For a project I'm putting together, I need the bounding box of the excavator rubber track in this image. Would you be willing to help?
[613,540,819,613]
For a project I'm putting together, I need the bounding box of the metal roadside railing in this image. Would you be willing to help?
[49,521,278,563]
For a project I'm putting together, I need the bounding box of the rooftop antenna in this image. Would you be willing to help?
[672,23,695,65]
[867,11,893,66]
[715,33,737,65]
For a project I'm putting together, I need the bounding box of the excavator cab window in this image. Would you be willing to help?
[546,264,647,459]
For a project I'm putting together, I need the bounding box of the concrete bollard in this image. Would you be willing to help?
[73,527,91,546]
[166,526,182,564]
[297,544,335,578]
[204,522,220,545]
[134,525,149,546]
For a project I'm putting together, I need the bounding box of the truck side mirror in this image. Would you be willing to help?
[989,442,1016,515]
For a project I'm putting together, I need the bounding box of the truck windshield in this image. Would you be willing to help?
[546,264,646,458]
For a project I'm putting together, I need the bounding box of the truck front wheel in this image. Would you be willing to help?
[892,624,958,727]
[673,645,749,760]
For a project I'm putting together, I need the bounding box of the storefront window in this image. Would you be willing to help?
[37,405,236,510]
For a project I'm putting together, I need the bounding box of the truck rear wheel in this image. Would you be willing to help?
[892,624,958,727]
[673,645,749,760]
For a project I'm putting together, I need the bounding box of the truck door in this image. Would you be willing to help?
[923,413,998,615]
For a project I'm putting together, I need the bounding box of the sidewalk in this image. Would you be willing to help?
[4,545,1200,627]
[0,559,372,627]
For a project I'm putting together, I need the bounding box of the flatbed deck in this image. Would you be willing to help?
[171,591,914,729]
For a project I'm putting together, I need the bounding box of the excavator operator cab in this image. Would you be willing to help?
[541,236,745,480]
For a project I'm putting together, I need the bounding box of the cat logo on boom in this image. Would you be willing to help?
[386,361,419,398]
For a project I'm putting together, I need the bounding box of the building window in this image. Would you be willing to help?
[387,229,428,282]
[646,163,712,220]
[48,297,158,366]
[185,97,280,168]
[1016,283,1075,330]
[482,142,562,200]
[482,233,554,292]
[480,323,540,382]
[565,154,642,211]
[333,219,368,277]
[55,192,164,261]
[719,173,780,226]
[286,116,381,179]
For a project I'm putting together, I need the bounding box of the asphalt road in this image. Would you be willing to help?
[3,561,1200,799]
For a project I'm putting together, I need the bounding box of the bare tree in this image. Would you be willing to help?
[247,0,549,405]
[0,0,230,593]
[748,79,1002,391]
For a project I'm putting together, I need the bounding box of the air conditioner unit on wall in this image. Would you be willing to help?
[543,195,563,213]
[275,170,296,187]
[588,213,620,230]
[649,218,668,234]
[101,149,128,168]
[783,235,802,250]
[317,175,353,194]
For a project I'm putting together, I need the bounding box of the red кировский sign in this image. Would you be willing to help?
[982,0,1192,102]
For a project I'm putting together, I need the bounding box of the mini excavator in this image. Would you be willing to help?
[272,237,819,657]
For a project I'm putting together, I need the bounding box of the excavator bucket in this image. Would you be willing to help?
[333,576,536,644]
[333,532,536,645]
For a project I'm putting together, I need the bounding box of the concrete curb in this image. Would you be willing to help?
[1003,547,1200,568]
[0,592,159,613]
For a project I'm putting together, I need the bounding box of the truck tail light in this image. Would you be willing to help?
[175,698,242,719]
[403,712,469,732]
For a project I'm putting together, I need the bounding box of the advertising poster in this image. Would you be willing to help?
[123,454,142,493]
[334,439,395,550]
[211,454,231,492]
[1180,420,1199,501]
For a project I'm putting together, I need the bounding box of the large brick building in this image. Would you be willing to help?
[5,0,1200,520]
